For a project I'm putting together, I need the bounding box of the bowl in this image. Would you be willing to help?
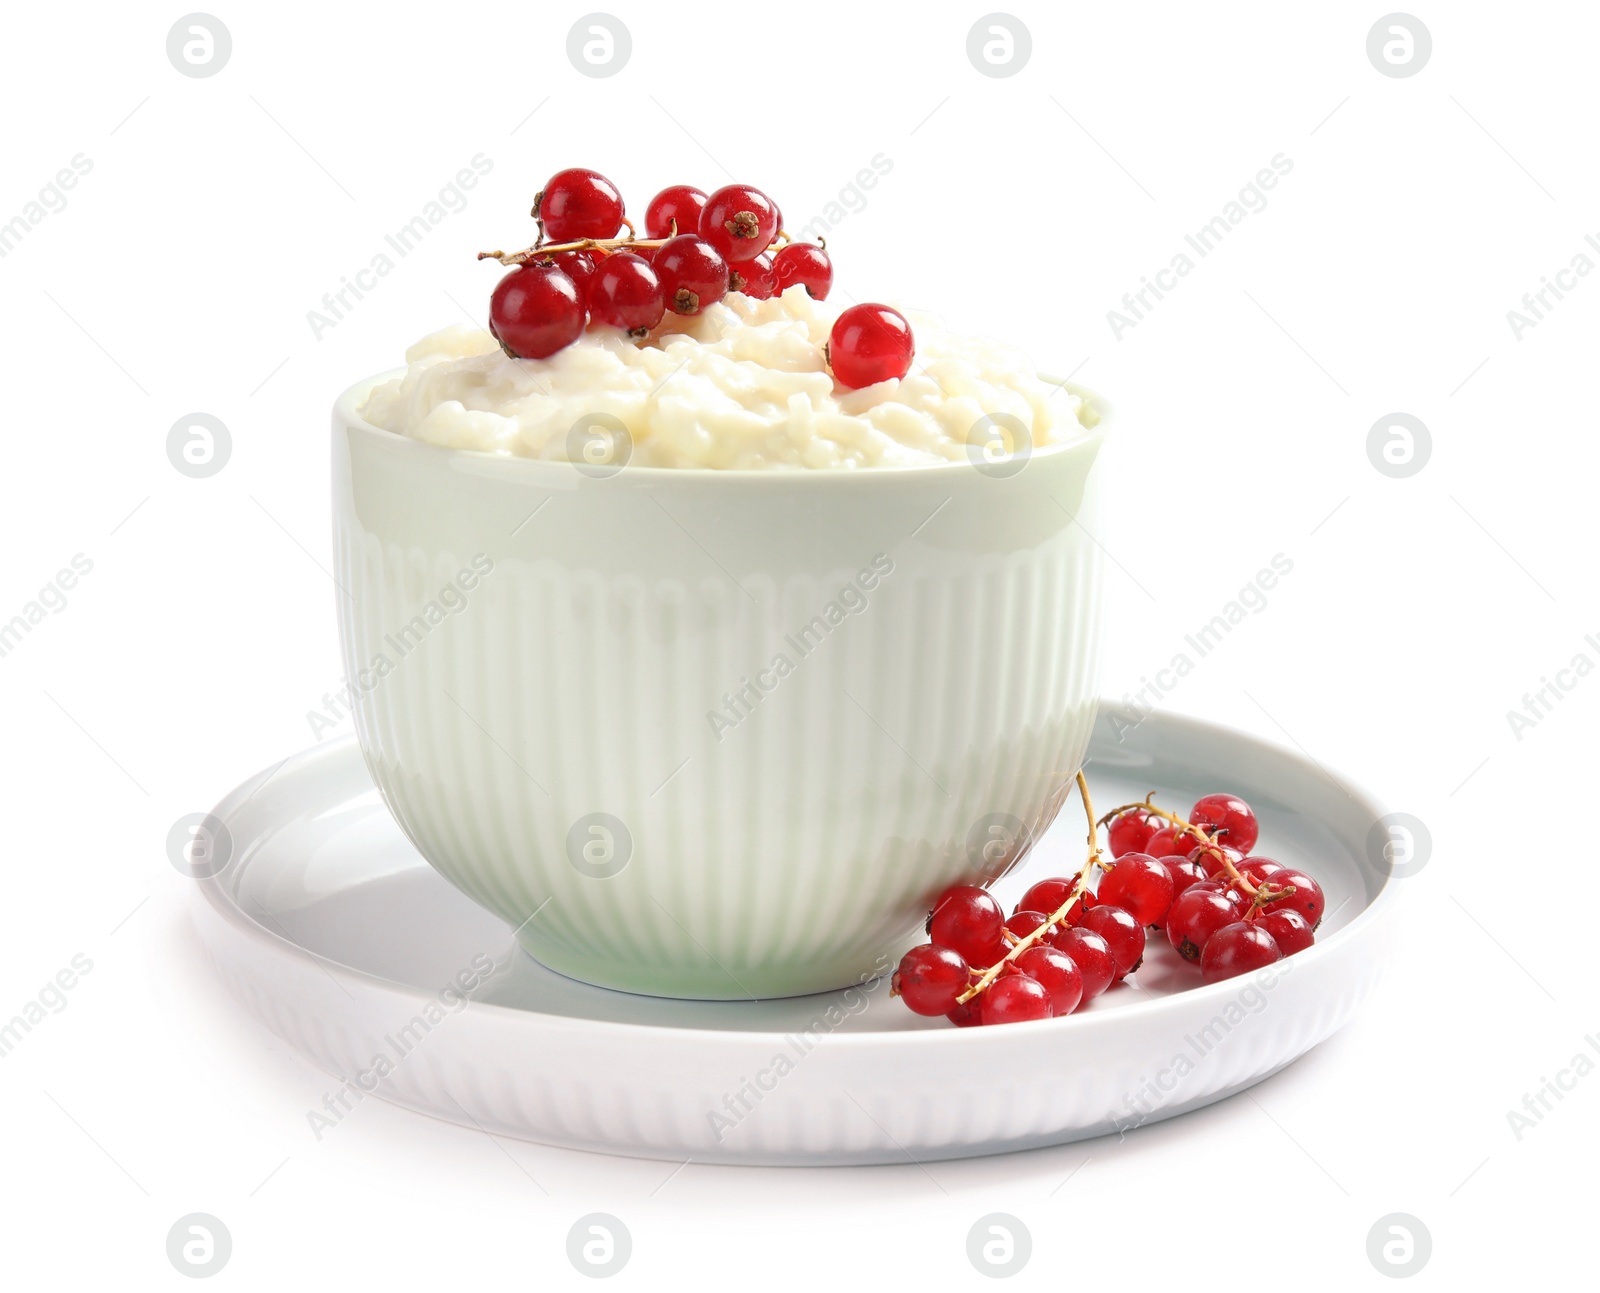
[331,372,1110,998]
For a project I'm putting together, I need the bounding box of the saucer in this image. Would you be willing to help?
[191,707,1397,1165]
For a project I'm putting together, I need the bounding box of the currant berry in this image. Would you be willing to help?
[1236,856,1286,884]
[1014,945,1083,1016]
[927,885,1005,967]
[893,944,971,1016]
[1053,928,1116,1000]
[828,304,914,389]
[699,183,779,262]
[536,168,624,242]
[1188,840,1243,878]
[1096,853,1176,927]
[1018,878,1095,926]
[1190,793,1260,855]
[1107,809,1155,858]
[771,242,833,299]
[1200,921,1282,983]
[728,252,776,299]
[1261,869,1325,929]
[547,249,599,304]
[1146,824,1205,859]
[653,233,729,315]
[1005,910,1056,943]
[946,997,983,1027]
[489,263,585,359]
[587,252,665,334]
[1080,904,1145,979]
[1166,888,1245,964]
[1162,856,1210,902]
[1255,909,1315,956]
[644,184,708,240]
[979,973,1053,1025]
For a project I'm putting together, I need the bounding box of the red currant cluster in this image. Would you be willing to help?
[892,779,1326,1026]
[478,167,915,388]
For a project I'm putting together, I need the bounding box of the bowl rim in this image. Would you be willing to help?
[335,367,1112,484]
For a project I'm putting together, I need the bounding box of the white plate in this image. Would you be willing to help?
[191,707,1397,1165]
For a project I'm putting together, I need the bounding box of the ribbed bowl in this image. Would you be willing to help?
[332,374,1110,998]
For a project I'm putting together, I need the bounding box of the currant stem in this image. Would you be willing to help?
[956,770,1103,1005]
[477,234,672,266]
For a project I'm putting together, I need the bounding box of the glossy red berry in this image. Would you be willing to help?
[1005,910,1056,943]
[587,252,665,334]
[547,249,599,304]
[489,263,585,359]
[1200,921,1282,983]
[1236,856,1286,884]
[927,885,1005,967]
[1013,945,1083,1016]
[1167,888,1246,964]
[771,242,833,299]
[1162,855,1210,902]
[1053,928,1116,1000]
[1096,853,1176,927]
[728,252,776,299]
[1190,794,1260,855]
[652,233,728,315]
[699,183,779,262]
[644,184,708,240]
[1146,825,1205,859]
[1107,809,1155,858]
[1017,878,1094,926]
[1188,840,1244,878]
[979,972,1053,1025]
[946,997,983,1027]
[1080,904,1145,979]
[828,304,914,389]
[1256,909,1315,956]
[1261,869,1325,929]
[536,168,624,242]
[893,944,971,1016]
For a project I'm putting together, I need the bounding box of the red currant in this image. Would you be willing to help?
[536,167,624,242]
[1014,945,1083,1016]
[1190,793,1260,855]
[1005,910,1056,943]
[1188,840,1243,878]
[1080,904,1145,979]
[927,885,1005,967]
[771,242,833,299]
[1236,856,1286,884]
[1053,928,1116,1000]
[892,944,971,1016]
[1166,888,1245,964]
[979,973,1053,1025]
[946,997,983,1027]
[1017,878,1095,926]
[587,252,665,335]
[489,263,585,359]
[1162,856,1210,902]
[699,183,779,262]
[728,252,776,299]
[828,304,914,389]
[547,249,599,304]
[1107,809,1155,858]
[1146,824,1205,859]
[1261,869,1325,929]
[1200,922,1282,983]
[1255,909,1315,956]
[1096,853,1176,927]
[644,184,707,240]
[652,233,728,315]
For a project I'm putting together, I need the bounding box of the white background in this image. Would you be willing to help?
[1,0,1593,1285]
